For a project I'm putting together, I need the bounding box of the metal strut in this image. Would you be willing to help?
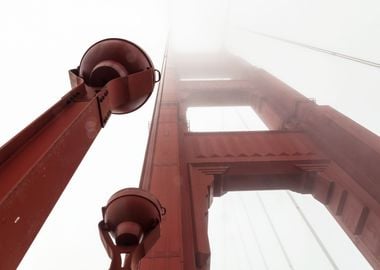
[0,38,160,270]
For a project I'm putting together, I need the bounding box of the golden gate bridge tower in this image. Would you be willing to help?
[0,37,379,270]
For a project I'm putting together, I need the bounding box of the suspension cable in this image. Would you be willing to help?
[232,195,255,269]
[239,194,270,270]
[286,191,339,270]
[257,193,295,270]
[243,29,380,68]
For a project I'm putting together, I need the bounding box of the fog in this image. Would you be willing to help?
[0,0,378,269]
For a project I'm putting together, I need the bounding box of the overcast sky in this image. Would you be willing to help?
[1,0,379,269]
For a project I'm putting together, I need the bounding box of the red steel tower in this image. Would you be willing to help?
[138,51,380,269]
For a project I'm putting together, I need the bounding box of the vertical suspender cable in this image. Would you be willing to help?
[232,195,255,269]
[286,191,339,270]
[239,194,270,270]
[257,193,295,270]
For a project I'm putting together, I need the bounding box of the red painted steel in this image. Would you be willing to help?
[0,38,158,269]
[79,38,157,114]
[139,52,380,269]
[99,188,165,270]
[0,85,102,270]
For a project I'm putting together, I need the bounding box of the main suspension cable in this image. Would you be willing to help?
[244,29,380,68]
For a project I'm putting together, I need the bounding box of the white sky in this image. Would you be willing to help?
[1,0,379,269]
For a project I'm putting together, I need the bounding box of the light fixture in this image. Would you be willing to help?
[99,188,165,270]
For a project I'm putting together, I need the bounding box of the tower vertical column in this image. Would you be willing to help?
[249,68,380,268]
[139,57,201,269]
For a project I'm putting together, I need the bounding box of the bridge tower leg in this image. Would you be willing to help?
[139,51,380,269]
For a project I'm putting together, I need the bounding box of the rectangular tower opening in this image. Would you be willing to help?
[186,106,268,132]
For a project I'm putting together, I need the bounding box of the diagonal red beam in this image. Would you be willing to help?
[0,85,107,270]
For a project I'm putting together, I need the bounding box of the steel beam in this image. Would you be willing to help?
[0,85,105,269]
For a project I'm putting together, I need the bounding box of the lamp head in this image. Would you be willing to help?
[75,38,160,114]
[100,188,164,249]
